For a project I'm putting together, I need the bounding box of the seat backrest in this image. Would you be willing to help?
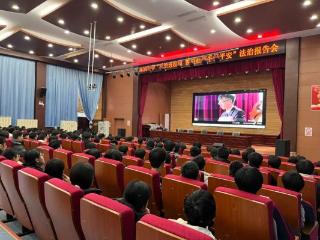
[71,153,95,168]
[30,140,41,149]
[177,155,192,166]
[214,187,276,240]
[204,160,229,175]
[162,174,207,219]
[44,178,84,240]
[96,143,111,153]
[81,193,135,240]
[260,169,272,185]
[260,167,284,185]
[0,158,14,216]
[53,148,73,175]
[143,161,171,177]
[0,160,33,231]
[61,139,73,151]
[207,174,237,195]
[228,154,242,161]
[0,155,6,161]
[124,166,162,215]
[123,156,144,167]
[37,145,54,164]
[100,139,110,144]
[23,139,31,150]
[136,214,213,240]
[94,158,124,198]
[182,149,190,156]
[72,140,84,153]
[258,184,302,234]
[279,162,296,171]
[18,168,56,240]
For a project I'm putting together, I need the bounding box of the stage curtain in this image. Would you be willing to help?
[0,55,35,125]
[272,68,285,136]
[137,80,149,136]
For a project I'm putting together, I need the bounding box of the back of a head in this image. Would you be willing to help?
[12,130,22,140]
[235,167,263,194]
[190,146,201,157]
[24,149,40,166]
[104,149,123,161]
[156,143,163,148]
[146,140,155,150]
[118,145,128,154]
[49,139,61,149]
[45,159,65,179]
[85,148,101,159]
[296,159,314,175]
[192,155,205,171]
[123,180,151,211]
[3,149,18,161]
[217,147,229,161]
[268,155,281,169]
[210,147,218,159]
[248,152,263,168]
[193,142,202,149]
[70,162,94,190]
[149,147,166,169]
[230,149,241,156]
[134,149,146,159]
[85,141,96,149]
[125,136,134,142]
[181,161,199,180]
[164,140,175,152]
[184,189,215,228]
[242,148,255,163]
[229,160,244,177]
[29,132,37,140]
[137,137,143,144]
[282,170,305,192]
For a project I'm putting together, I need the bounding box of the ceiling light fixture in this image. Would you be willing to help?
[160,54,164,58]
[73,59,79,63]
[7,44,13,49]
[90,2,98,9]
[210,29,216,34]
[127,49,132,53]
[102,65,106,69]
[64,30,70,34]
[246,28,253,34]
[140,24,145,29]
[180,43,186,48]
[193,47,198,51]
[48,43,53,48]
[316,23,320,27]
[49,53,54,57]
[105,35,111,40]
[58,19,65,25]
[29,50,34,54]
[109,59,114,63]
[257,34,263,39]
[165,35,171,41]
[310,14,318,21]
[146,51,152,55]
[84,30,90,35]
[117,16,124,23]
[123,62,127,65]
[303,0,312,7]
[11,4,20,10]
[24,35,30,41]
[213,1,220,6]
[131,44,137,49]
[234,17,242,23]
[68,47,74,51]
[94,54,99,58]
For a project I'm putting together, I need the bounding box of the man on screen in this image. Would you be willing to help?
[217,94,245,122]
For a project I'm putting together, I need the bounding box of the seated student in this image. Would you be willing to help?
[181,161,199,180]
[2,149,20,162]
[116,180,151,222]
[85,148,101,159]
[23,149,44,171]
[49,139,61,150]
[137,137,143,146]
[230,149,241,156]
[288,156,300,164]
[268,155,281,169]
[229,160,244,177]
[296,159,315,176]
[193,142,202,149]
[216,147,230,163]
[241,147,255,163]
[29,132,37,140]
[248,152,263,168]
[172,189,216,239]
[12,130,25,155]
[146,139,155,150]
[149,147,167,174]
[45,159,65,180]
[125,136,134,142]
[70,162,101,195]
[190,146,201,157]
[210,147,218,160]
[118,145,129,155]
[0,136,7,155]
[156,143,163,148]
[85,141,96,150]
[192,155,209,184]
[104,149,123,161]
[282,171,315,228]
[37,133,48,143]
[134,149,146,160]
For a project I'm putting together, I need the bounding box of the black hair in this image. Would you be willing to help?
[137,137,143,145]
[45,159,65,179]
[164,140,175,152]
[0,136,5,146]
[190,146,201,157]
[104,149,123,161]
[125,136,134,142]
[181,161,199,180]
[85,141,96,150]
[230,149,241,156]
[118,145,129,154]
[229,160,244,177]
[193,142,202,149]
[85,148,101,159]
[49,139,61,150]
[210,148,218,159]
[288,156,299,164]
[149,147,166,169]
[146,140,155,150]
[156,143,163,148]
[296,159,314,175]
[12,130,22,139]
[241,148,255,163]
[37,133,47,141]
[268,155,281,169]
[2,149,18,160]
[248,152,263,168]
[184,189,215,228]
[134,149,146,160]
[217,147,229,161]
[235,167,263,194]
[282,170,305,192]
[29,132,37,140]
[123,180,151,211]
[70,162,94,190]
[192,155,205,171]
[23,150,41,168]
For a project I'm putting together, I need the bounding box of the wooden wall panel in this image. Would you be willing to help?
[170,72,281,135]
[297,35,320,161]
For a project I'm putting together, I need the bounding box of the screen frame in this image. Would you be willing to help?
[192,89,267,129]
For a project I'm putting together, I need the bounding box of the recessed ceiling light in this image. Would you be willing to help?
[84,30,90,35]
[48,43,53,48]
[49,53,54,57]
[213,1,220,6]
[165,35,171,41]
[160,54,164,58]
[146,51,152,55]
[68,47,74,51]
[109,59,114,63]
[131,44,137,49]
[139,24,146,29]
[102,65,106,69]
[123,62,127,65]
[316,23,320,27]
[105,35,111,40]
[246,28,253,34]
[29,50,34,54]
[234,17,242,23]
[303,0,312,7]
[58,19,65,25]
[24,35,30,41]
[7,44,13,49]
[94,54,99,58]
[210,29,216,34]
[310,14,318,21]
[91,2,98,9]
[127,49,132,53]
[64,30,70,34]
[11,4,20,10]
[73,59,79,63]
[257,34,263,39]
[180,43,186,48]
[193,47,198,51]
[117,16,124,23]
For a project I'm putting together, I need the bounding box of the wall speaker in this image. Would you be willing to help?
[275,139,290,157]
[39,87,47,98]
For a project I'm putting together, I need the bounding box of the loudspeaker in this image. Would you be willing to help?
[39,87,47,98]
[117,128,126,138]
[275,139,290,157]
[213,143,224,148]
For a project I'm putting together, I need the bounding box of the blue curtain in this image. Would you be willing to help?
[45,65,79,127]
[78,71,103,121]
[0,55,35,125]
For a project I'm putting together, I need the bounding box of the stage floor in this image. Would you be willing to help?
[252,145,275,155]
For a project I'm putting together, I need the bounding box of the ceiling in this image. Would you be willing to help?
[0,0,319,72]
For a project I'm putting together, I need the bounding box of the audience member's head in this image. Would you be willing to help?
[184,189,215,228]
[125,136,134,142]
[282,170,304,193]
[149,147,166,169]
[288,156,300,164]
[235,167,263,194]
[146,140,155,150]
[118,145,128,155]
[156,143,163,148]
[137,137,143,145]
[229,160,244,177]
[29,132,37,140]
[241,148,255,163]
[190,146,201,157]
[123,180,151,212]
[23,149,42,168]
[85,148,101,159]
[49,139,61,149]
[104,149,123,161]
[45,159,65,179]
[193,142,202,149]
[2,149,19,161]
[0,136,6,153]
[248,152,263,168]
[181,161,199,180]
[268,155,281,169]
[164,140,175,152]
[230,149,241,156]
[192,155,205,171]
[217,147,229,161]
[70,162,94,190]
[210,147,218,159]
[134,149,146,160]
[85,142,96,150]
[12,130,23,141]
[296,159,314,175]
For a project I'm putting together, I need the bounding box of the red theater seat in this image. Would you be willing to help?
[0,160,33,231]
[95,158,124,198]
[81,193,135,240]
[143,161,171,177]
[207,174,237,194]
[53,149,72,175]
[23,139,31,150]
[18,168,56,240]
[37,145,54,164]
[204,160,229,175]
[229,154,242,161]
[124,166,162,215]
[162,174,207,219]
[61,139,73,151]
[100,139,111,144]
[72,140,84,153]
[279,162,296,171]
[44,178,84,240]
[177,155,192,166]
[29,140,41,149]
[96,143,111,153]
[122,156,144,167]
[71,153,95,168]
[136,214,213,240]
[0,158,14,218]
